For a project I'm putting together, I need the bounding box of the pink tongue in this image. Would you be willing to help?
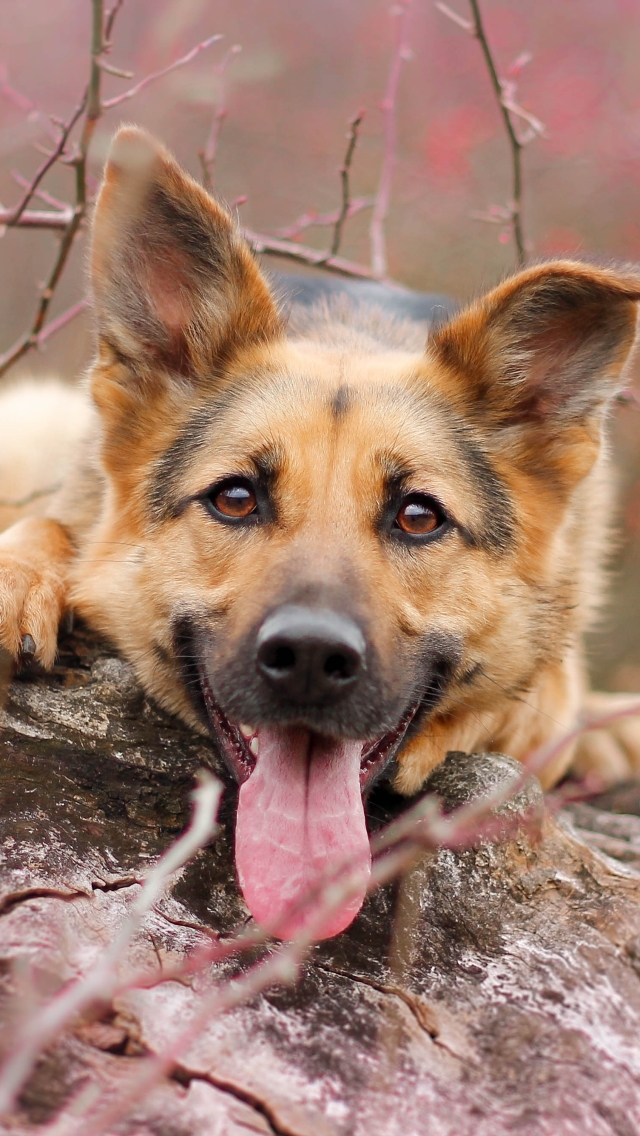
[235,726,371,940]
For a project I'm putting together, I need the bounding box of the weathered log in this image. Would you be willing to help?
[1,626,640,1135]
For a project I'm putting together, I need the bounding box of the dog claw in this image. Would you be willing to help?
[20,634,36,659]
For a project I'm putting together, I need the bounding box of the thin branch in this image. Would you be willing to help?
[274,196,373,241]
[97,59,133,79]
[8,691,640,1132]
[35,757,545,1136]
[243,226,400,283]
[0,14,229,380]
[2,98,86,228]
[329,110,366,258]
[199,43,242,192]
[436,2,545,264]
[0,0,104,379]
[102,34,223,109]
[0,207,72,230]
[617,388,640,409]
[0,66,60,144]
[0,65,34,113]
[0,771,222,1117]
[37,299,90,344]
[11,171,69,212]
[0,298,89,373]
[466,0,525,266]
[370,1,413,279]
[434,1,473,31]
[0,483,61,510]
[103,0,125,47]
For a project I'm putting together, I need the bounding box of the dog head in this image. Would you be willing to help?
[77,127,640,937]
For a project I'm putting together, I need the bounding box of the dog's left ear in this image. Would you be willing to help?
[429,262,640,474]
[91,126,281,379]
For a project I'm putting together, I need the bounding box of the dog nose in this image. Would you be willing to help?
[256,605,366,704]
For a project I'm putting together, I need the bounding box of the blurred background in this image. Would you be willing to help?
[0,0,639,689]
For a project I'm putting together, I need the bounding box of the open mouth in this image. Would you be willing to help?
[197,665,420,940]
[199,665,419,791]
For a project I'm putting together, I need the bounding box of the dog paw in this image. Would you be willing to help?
[572,691,640,787]
[0,518,73,670]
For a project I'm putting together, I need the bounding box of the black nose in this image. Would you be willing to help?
[256,605,366,704]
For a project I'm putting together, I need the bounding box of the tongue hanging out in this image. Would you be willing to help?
[235,726,371,940]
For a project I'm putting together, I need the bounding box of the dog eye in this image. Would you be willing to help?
[205,479,259,522]
[394,495,444,536]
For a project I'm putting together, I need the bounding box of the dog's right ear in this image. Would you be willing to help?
[91,126,281,381]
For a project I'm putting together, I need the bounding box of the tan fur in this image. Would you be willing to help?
[0,379,92,532]
[1,127,640,796]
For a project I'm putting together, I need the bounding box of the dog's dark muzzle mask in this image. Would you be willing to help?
[176,603,455,940]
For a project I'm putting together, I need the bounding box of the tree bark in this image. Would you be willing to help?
[2,626,640,1134]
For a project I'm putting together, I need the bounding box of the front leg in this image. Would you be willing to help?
[0,517,73,669]
[571,691,640,787]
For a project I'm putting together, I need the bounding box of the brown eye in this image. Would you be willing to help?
[395,495,442,536]
[208,479,259,520]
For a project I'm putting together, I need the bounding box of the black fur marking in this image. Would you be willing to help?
[148,396,231,522]
[330,384,351,420]
[458,660,483,686]
[447,420,516,554]
[151,641,173,669]
[376,420,514,555]
[146,185,225,278]
[171,617,210,729]
[149,380,287,523]
[251,444,284,487]
[403,630,464,744]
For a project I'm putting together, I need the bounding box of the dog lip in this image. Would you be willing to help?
[198,664,255,783]
[358,698,421,791]
[197,660,420,790]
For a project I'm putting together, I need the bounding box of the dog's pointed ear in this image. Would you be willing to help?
[91,126,282,378]
[428,262,640,473]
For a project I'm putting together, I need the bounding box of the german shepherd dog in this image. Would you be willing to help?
[1,127,640,938]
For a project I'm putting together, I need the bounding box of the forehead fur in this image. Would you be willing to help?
[148,339,515,551]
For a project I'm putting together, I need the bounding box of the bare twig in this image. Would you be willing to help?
[8,690,640,1132]
[0,65,34,114]
[97,59,133,79]
[103,0,125,48]
[617,388,640,409]
[0,207,72,230]
[11,172,69,212]
[0,66,60,144]
[0,7,226,380]
[0,298,88,372]
[0,771,222,1117]
[274,196,373,241]
[327,110,366,258]
[437,0,534,266]
[2,98,86,228]
[37,299,90,345]
[199,43,242,192]
[31,753,545,1136]
[251,112,369,270]
[467,0,526,266]
[501,51,546,144]
[0,0,113,379]
[370,1,413,278]
[102,34,223,109]
[434,1,473,31]
[0,484,61,510]
[244,226,400,283]
[437,2,546,262]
